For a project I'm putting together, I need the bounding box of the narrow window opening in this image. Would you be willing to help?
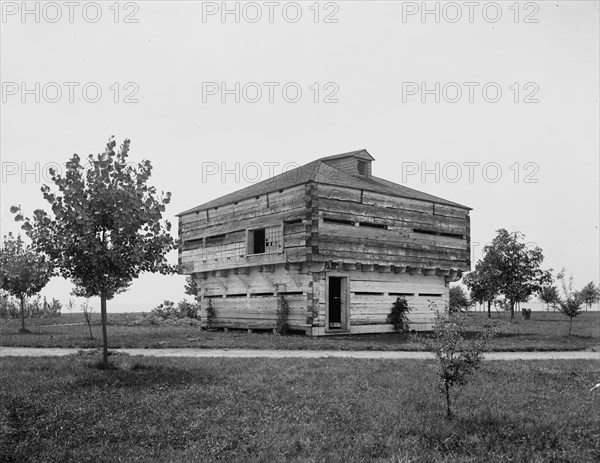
[324,217,354,226]
[413,228,437,236]
[414,228,463,239]
[360,222,388,229]
[185,237,204,244]
[440,232,464,239]
[206,233,226,244]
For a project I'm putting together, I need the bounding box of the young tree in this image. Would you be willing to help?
[0,233,52,332]
[449,285,471,313]
[12,138,177,365]
[81,298,94,340]
[539,285,560,311]
[418,307,496,418]
[556,268,583,336]
[463,256,501,318]
[480,229,551,318]
[578,282,600,311]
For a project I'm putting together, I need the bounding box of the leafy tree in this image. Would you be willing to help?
[0,233,52,332]
[184,275,199,297]
[463,255,501,318]
[449,285,471,313]
[578,281,600,311]
[386,297,412,332]
[556,268,583,336]
[480,229,551,318]
[539,285,560,311]
[12,137,177,365]
[418,306,496,418]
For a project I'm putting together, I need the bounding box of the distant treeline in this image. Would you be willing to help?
[0,294,62,319]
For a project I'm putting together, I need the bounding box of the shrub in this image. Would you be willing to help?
[275,294,289,335]
[205,298,216,329]
[131,300,200,326]
[178,300,199,319]
[386,297,411,332]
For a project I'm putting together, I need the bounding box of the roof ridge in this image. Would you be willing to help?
[178,151,470,216]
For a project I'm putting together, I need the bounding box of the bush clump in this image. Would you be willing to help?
[386,297,411,332]
[131,300,200,326]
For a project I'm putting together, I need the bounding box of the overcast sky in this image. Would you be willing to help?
[1,1,598,312]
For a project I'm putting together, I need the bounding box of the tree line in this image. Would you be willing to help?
[449,229,600,335]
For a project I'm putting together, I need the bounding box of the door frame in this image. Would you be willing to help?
[325,273,350,332]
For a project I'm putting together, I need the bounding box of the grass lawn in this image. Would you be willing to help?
[1,311,598,352]
[1,355,599,462]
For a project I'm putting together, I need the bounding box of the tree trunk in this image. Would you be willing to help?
[510,300,515,318]
[20,295,26,332]
[86,313,94,340]
[445,382,452,418]
[100,292,109,366]
[568,316,573,336]
[487,300,491,318]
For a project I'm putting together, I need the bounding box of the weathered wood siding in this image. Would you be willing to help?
[179,185,307,273]
[201,294,309,331]
[309,184,470,271]
[196,264,311,331]
[309,271,447,335]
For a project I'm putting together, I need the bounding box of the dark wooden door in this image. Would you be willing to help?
[328,277,342,329]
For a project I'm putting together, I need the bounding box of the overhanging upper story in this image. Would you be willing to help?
[178,149,472,275]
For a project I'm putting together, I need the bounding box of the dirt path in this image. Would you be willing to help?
[0,347,598,360]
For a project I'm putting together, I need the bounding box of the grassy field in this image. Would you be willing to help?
[1,311,598,352]
[1,355,599,462]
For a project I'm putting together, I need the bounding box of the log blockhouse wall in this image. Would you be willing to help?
[178,152,470,335]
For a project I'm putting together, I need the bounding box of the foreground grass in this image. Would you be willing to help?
[1,356,599,463]
[1,312,599,352]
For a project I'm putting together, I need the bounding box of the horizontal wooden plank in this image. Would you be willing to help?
[318,198,466,234]
[313,248,468,269]
[434,204,468,219]
[315,238,468,261]
[316,185,434,214]
[319,223,467,252]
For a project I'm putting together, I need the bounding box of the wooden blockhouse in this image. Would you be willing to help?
[178,150,471,335]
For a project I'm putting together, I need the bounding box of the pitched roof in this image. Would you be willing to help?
[178,150,470,216]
